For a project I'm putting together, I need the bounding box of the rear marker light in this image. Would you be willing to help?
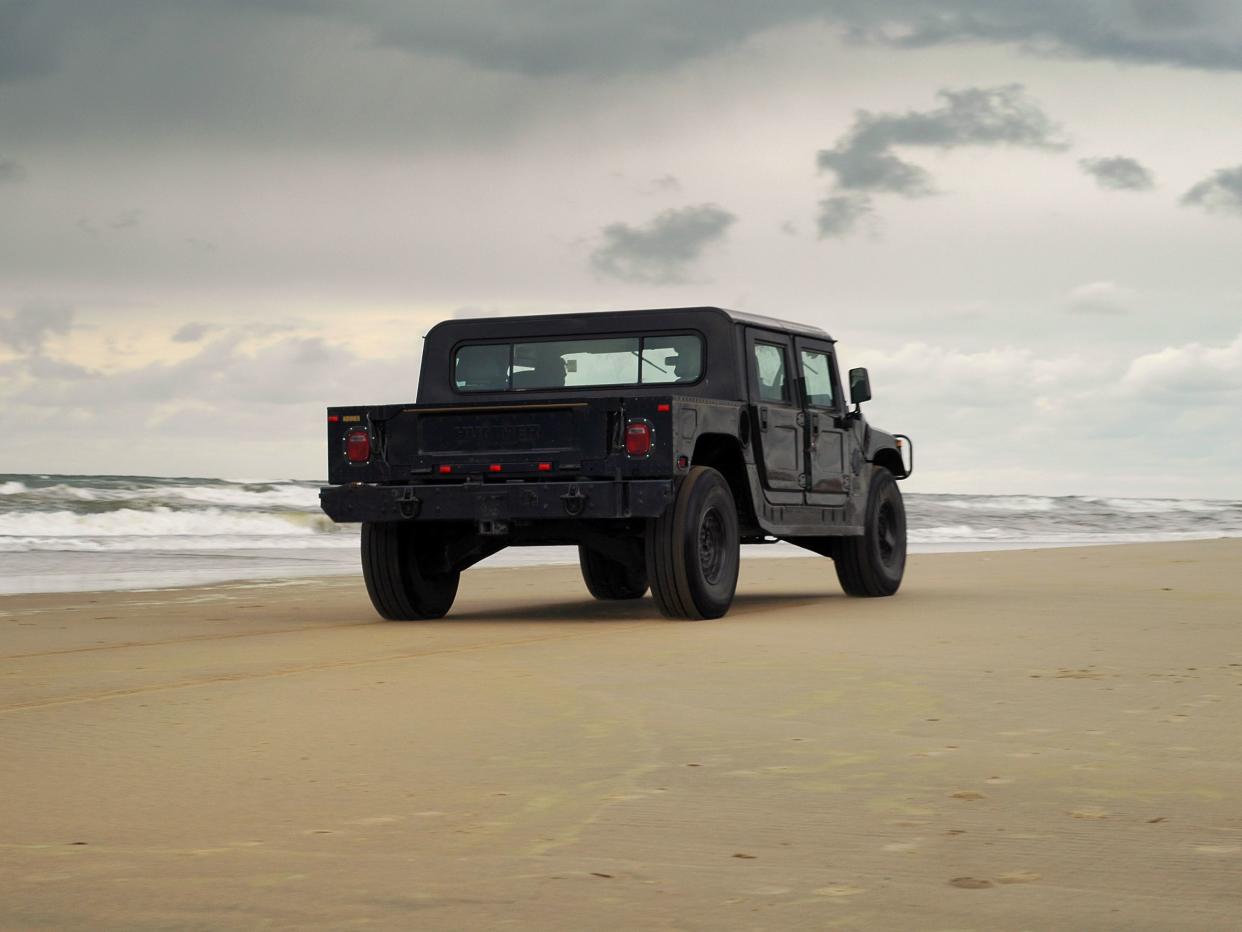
[327,414,340,423]
[657,403,671,413]
[489,464,502,473]
[677,455,689,469]
[538,463,552,472]
[345,429,370,463]
[438,465,452,475]
[625,420,652,457]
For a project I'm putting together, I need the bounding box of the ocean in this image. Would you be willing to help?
[2,473,1240,595]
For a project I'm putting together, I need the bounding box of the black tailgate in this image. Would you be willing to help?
[385,402,603,464]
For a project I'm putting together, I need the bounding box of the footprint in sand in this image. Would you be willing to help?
[949,877,993,889]
[815,884,865,897]
[1068,808,1109,820]
[949,791,987,801]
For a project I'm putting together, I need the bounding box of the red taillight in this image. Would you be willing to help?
[345,429,370,463]
[438,465,452,475]
[657,403,671,413]
[327,414,340,423]
[537,462,552,472]
[489,464,502,473]
[625,420,652,457]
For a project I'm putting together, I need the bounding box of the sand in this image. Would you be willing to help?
[2,540,1241,930]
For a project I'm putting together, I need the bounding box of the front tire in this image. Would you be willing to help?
[579,545,649,600]
[646,466,740,619]
[834,467,906,597]
[361,522,460,620]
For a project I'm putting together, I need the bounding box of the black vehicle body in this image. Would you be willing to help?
[320,307,912,619]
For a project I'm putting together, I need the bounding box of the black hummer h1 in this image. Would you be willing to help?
[320,307,912,620]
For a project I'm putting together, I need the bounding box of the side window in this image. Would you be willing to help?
[753,342,788,403]
[800,349,835,408]
[455,344,511,391]
[641,334,702,384]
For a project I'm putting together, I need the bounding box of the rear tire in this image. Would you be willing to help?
[646,466,740,619]
[361,521,460,620]
[578,545,649,600]
[834,467,906,597]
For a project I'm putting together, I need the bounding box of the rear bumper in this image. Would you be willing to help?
[319,479,675,524]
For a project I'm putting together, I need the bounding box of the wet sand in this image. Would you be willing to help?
[3,540,1241,930]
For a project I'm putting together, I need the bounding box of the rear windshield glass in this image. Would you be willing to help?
[454,334,703,392]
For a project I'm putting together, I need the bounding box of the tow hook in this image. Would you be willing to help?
[560,486,588,517]
[392,487,421,519]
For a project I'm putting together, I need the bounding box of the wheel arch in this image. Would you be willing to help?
[690,432,755,526]
[871,446,905,478]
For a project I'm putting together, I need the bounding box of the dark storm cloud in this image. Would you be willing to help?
[8,1,1242,98]
[0,0,61,82]
[590,204,737,284]
[1079,155,1156,190]
[0,157,25,183]
[1181,165,1242,215]
[252,0,1242,76]
[816,85,1065,236]
[0,303,73,355]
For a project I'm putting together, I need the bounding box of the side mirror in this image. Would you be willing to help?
[849,367,872,405]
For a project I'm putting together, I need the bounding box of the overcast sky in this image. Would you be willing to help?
[2,1,1241,497]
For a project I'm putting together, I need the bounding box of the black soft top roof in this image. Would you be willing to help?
[424,306,833,343]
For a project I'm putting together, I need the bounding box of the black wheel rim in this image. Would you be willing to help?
[877,500,899,567]
[698,507,726,584]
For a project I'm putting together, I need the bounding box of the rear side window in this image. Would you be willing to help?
[753,342,788,402]
[454,334,703,391]
[454,344,512,392]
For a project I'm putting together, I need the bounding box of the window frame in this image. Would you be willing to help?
[797,344,841,412]
[451,330,707,394]
[751,339,792,405]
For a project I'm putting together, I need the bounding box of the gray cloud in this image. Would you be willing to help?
[649,174,683,194]
[0,303,74,355]
[1065,281,1134,315]
[1079,155,1155,191]
[0,157,25,183]
[846,1,1242,73]
[816,85,1065,236]
[590,204,737,284]
[816,194,874,238]
[171,321,215,343]
[1181,165,1242,215]
[819,85,1066,196]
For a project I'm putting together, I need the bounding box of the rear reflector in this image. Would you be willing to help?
[345,429,370,463]
[438,465,452,475]
[657,403,671,413]
[327,414,340,423]
[625,420,652,457]
[537,462,552,472]
[489,464,502,473]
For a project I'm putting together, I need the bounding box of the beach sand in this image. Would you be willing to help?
[2,540,1241,930]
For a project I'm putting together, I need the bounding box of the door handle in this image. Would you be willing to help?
[759,406,769,431]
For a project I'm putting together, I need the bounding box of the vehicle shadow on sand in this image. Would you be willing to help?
[444,591,840,623]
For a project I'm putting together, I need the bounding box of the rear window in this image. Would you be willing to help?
[454,334,703,392]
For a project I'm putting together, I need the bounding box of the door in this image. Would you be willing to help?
[795,339,850,507]
[745,330,804,503]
